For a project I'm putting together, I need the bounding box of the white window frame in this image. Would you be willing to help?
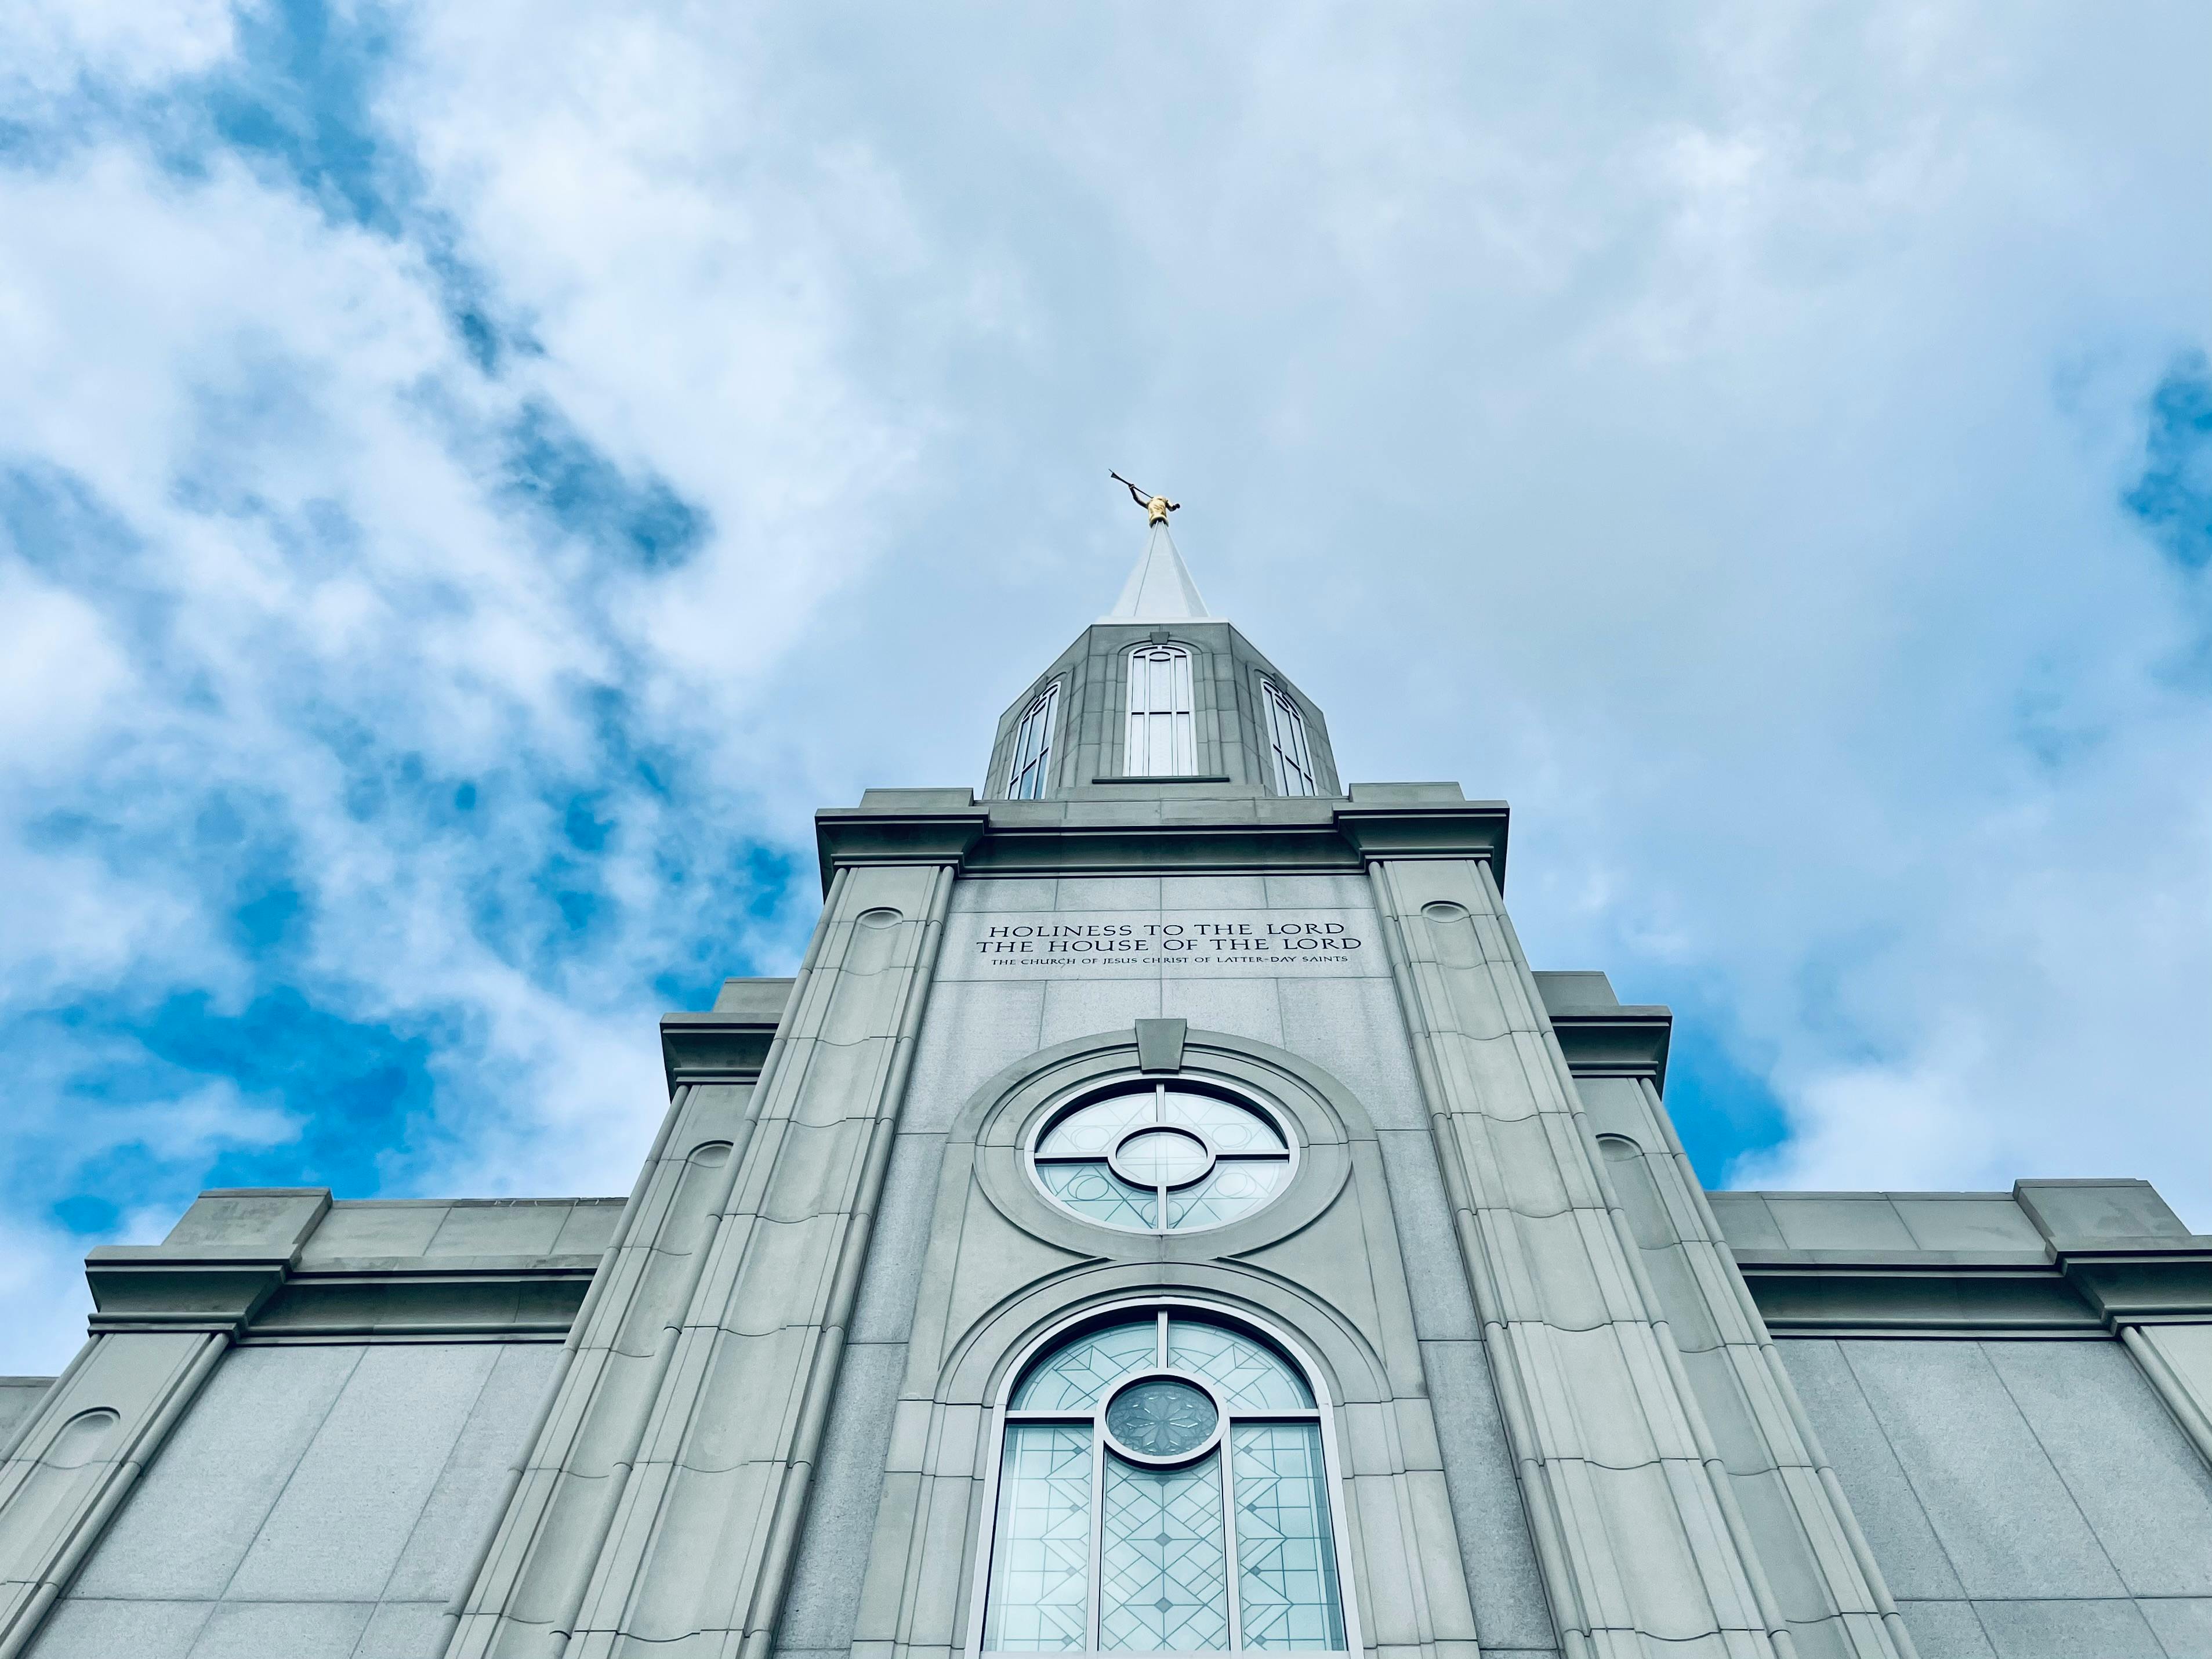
[966,1295,1363,1659]
[1125,644,1197,777]
[1261,679,1318,797]
[1007,682,1061,800]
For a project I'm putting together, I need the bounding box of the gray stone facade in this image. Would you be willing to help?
[3,536,2209,1659]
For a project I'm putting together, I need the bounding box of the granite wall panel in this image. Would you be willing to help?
[1781,1336,2212,1656]
[26,1342,557,1659]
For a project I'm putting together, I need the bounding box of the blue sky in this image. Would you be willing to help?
[1,2,2207,1372]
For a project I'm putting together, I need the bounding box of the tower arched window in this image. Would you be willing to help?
[1260,681,1316,798]
[1008,682,1061,800]
[1125,645,1196,776]
[978,1305,1350,1654]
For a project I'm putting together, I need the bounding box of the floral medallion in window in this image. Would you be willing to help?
[1028,1081,1296,1234]
[981,1307,1349,1652]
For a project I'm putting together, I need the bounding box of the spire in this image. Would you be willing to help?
[1103,517,1219,622]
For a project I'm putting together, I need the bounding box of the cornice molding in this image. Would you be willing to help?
[84,1245,599,1342]
[245,1258,598,1343]
[1333,800,1510,875]
[1549,1008,1673,1092]
[660,1007,785,1096]
[84,1248,294,1336]
[82,1185,608,1342]
[1732,1241,2212,1337]
[814,788,1511,892]
[811,799,988,882]
[2061,1244,2212,1324]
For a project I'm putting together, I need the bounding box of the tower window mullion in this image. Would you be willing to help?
[1262,679,1317,796]
[1126,644,1196,777]
[1008,682,1062,800]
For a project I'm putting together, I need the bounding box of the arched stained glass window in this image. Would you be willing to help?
[981,1309,1349,1654]
[1126,645,1196,776]
[1008,682,1061,800]
[1261,680,1316,798]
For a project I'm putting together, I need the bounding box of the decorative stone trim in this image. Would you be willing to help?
[814,785,1510,890]
[1734,1244,2212,1338]
[659,998,789,1093]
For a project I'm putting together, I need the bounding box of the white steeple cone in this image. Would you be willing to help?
[1101,517,1219,622]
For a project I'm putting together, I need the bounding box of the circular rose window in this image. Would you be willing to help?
[1029,1081,1294,1233]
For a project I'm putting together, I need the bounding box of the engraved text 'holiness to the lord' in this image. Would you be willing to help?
[974,917,1365,966]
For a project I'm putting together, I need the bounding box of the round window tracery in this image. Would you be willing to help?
[1029,1081,1295,1233]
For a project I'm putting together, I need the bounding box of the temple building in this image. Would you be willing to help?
[4,499,2212,1659]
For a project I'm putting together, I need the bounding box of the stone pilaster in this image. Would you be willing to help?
[446,861,952,1658]
[1586,1084,1913,1659]
[1369,857,1782,1659]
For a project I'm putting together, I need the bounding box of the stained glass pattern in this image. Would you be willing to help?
[1033,1085,1294,1235]
[1014,1318,1160,1411]
[989,1314,1345,1653]
[1166,1322,1314,1412]
[1231,1425,1344,1650]
[1099,1451,1230,1651]
[1038,1093,1156,1157]
[1038,1160,1156,1231]
[1105,1379,1218,1458]
[984,1424,1094,1651]
[1166,1161,1290,1231]
[1117,1128,1209,1186]
[1161,1092,1285,1153]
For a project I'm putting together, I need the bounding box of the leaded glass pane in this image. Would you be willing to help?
[1231,1424,1344,1650]
[1010,683,1060,801]
[1117,1127,1209,1187]
[984,1423,1094,1650]
[1127,646,1196,776]
[1138,653,1168,707]
[1165,1159,1290,1231]
[1032,1085,1295,1237]
[1036,1161,1156,1233]
[1166,1322,1314,1412]
[1014,1317,1159,1411]
[1038,1093,1156,1158]
[1161,1091,1283,1152]
[1099,1450,1229,1651]
[1263,682,1316,797]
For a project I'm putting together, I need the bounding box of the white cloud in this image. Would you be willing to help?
[0,0,2208,1374]
[0,46,911,1367]
[0,574,134,765]
[0,1215,107,1382]
[1,0,232,104]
